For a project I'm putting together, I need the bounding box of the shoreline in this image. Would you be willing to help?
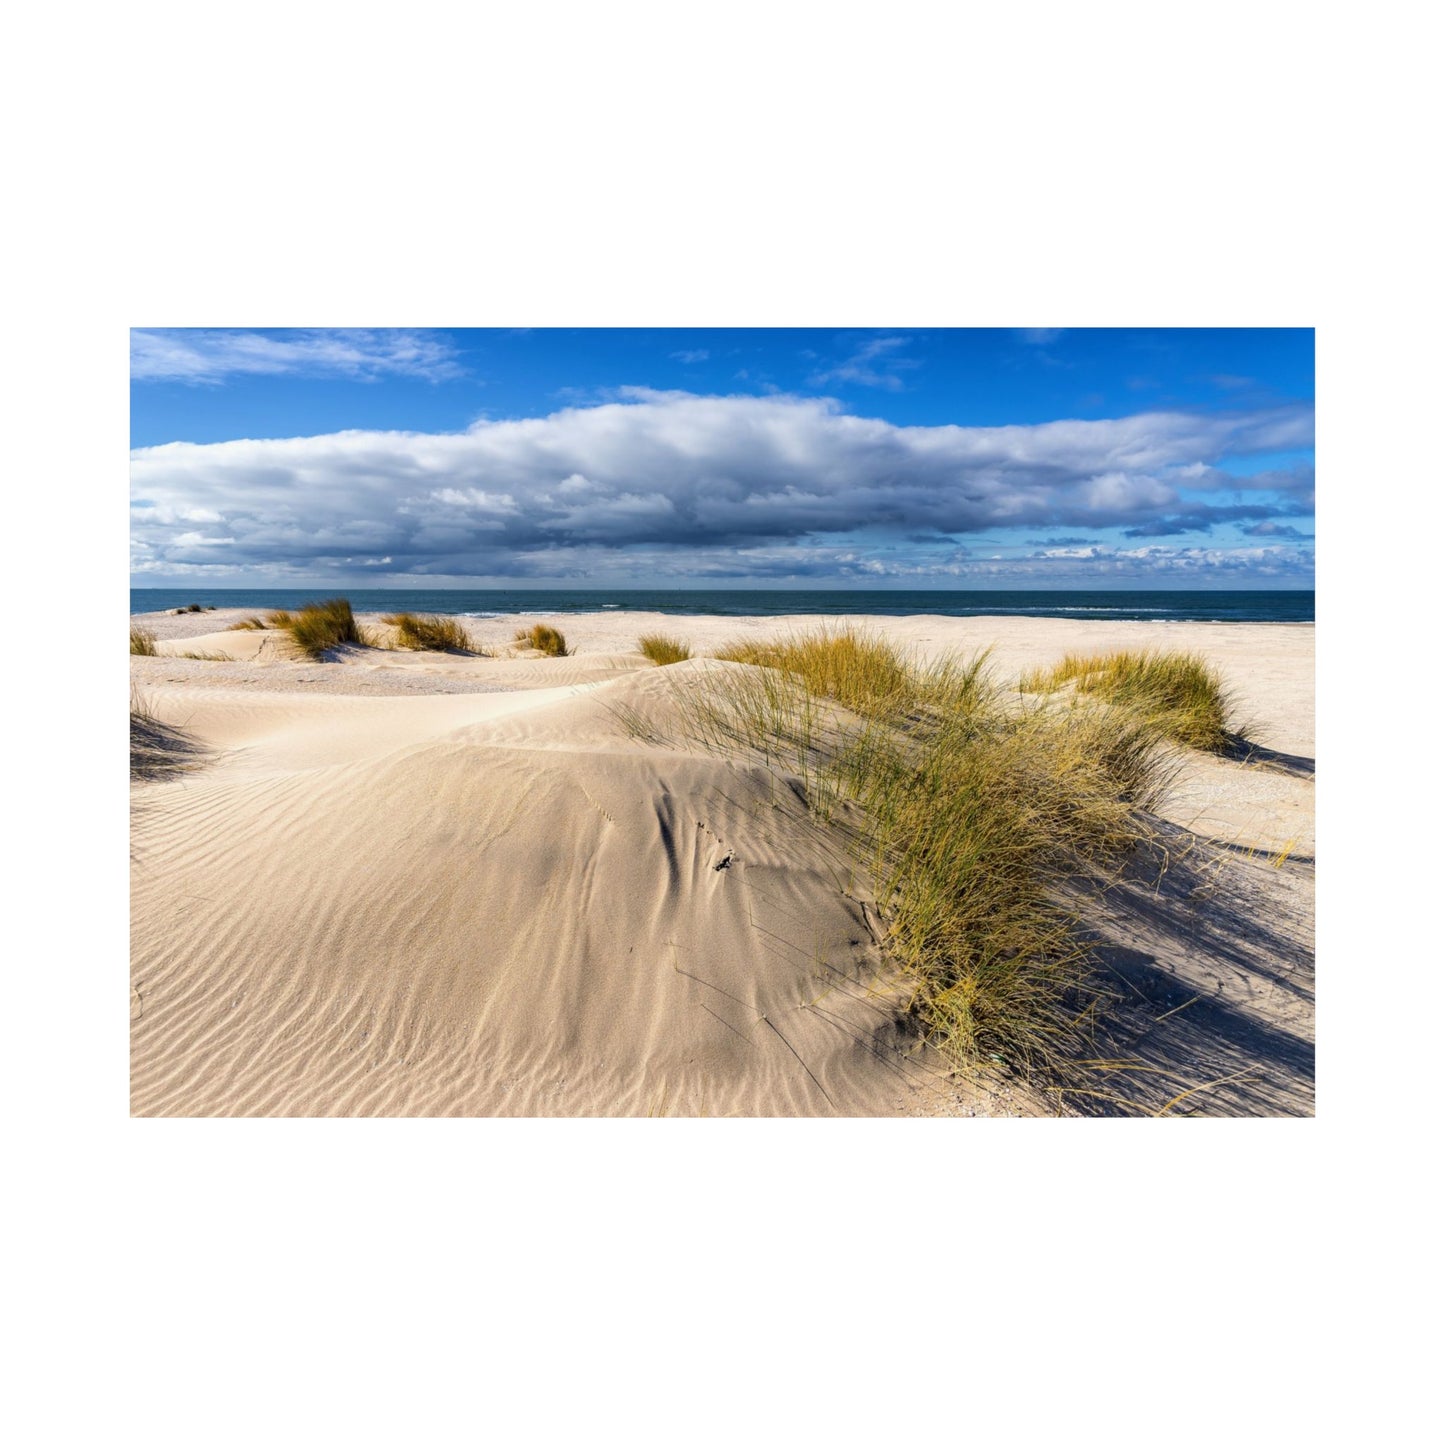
[130,586,1316,627]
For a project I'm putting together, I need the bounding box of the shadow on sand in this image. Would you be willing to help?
[130,711,209,783]
[1222,735,1316,778]
[1044,821,1315,1116]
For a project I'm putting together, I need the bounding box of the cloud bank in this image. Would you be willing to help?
[130,390,1314,584]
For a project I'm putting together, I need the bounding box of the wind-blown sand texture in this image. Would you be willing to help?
[131,609,1314,1116]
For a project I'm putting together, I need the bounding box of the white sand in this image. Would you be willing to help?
[130,609,1314,1116]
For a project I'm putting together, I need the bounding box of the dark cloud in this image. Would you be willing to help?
[1167,461,1315,498]
[1121,501,1307,538]
[1244,520,1312,538]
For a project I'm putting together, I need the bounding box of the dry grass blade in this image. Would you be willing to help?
[382,612,478,653]
[638,633,692,665]
[715,624,915,717]
[514,623,569,657]
[267,597,361,659]
[130,625,158,656]
[1020,648,1240,752]
[130,687,205,781]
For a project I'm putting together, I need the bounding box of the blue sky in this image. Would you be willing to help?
[130,328,1314,588]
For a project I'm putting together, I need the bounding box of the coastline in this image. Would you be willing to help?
[130,587,1317,625]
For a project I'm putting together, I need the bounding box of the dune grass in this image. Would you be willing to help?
[646,627,1173,1073]
[514,623,569,657]
[130,625,158,656]
[130,687,204,781]
[228,616,268,630]
[381,612,478,653]
[638,633,693,666]
[1020,648,1238,752]
[714,625,915,718]
[265,598,361,659]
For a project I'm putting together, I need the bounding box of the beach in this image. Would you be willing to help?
[130,608,1315,1117]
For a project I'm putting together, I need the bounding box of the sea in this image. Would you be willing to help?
[131,588,1315,624]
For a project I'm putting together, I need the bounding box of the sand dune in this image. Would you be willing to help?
[131,610,1314,1116]
[132,665,947,1116]
[153,628,292,662]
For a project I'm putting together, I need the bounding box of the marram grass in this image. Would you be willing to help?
[715,625,914,718]
[644,627,1174,1073]
[514,623,569,657]
[266,598,361,659]
[1020,648,1238,752]
[130,625,158,656]
[382,612,478,653]
[130,686,202,781]
[638,633,693,665]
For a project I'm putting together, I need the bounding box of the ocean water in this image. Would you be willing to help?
[131,588,1314,623]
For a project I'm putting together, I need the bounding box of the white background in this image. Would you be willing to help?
[5,1,1433,1441]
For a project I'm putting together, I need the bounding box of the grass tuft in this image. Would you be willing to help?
[381,612,477,653]
[130,687,204,781]
[638,633,692,666]
[228,616,268,630]
[267,598,361,659]
[646,626,1174,1074]
[130,625,158,656]
[1020,648,1238,752]
[514,622,569,657]
[714,625,917,718]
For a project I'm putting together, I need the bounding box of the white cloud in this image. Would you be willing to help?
[1026,542,1313,577]
[131,328,463,384]
[670,349,710,363]
[130,390,1314,582]
[1082,471,1176,511]
[809,336,920,390]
